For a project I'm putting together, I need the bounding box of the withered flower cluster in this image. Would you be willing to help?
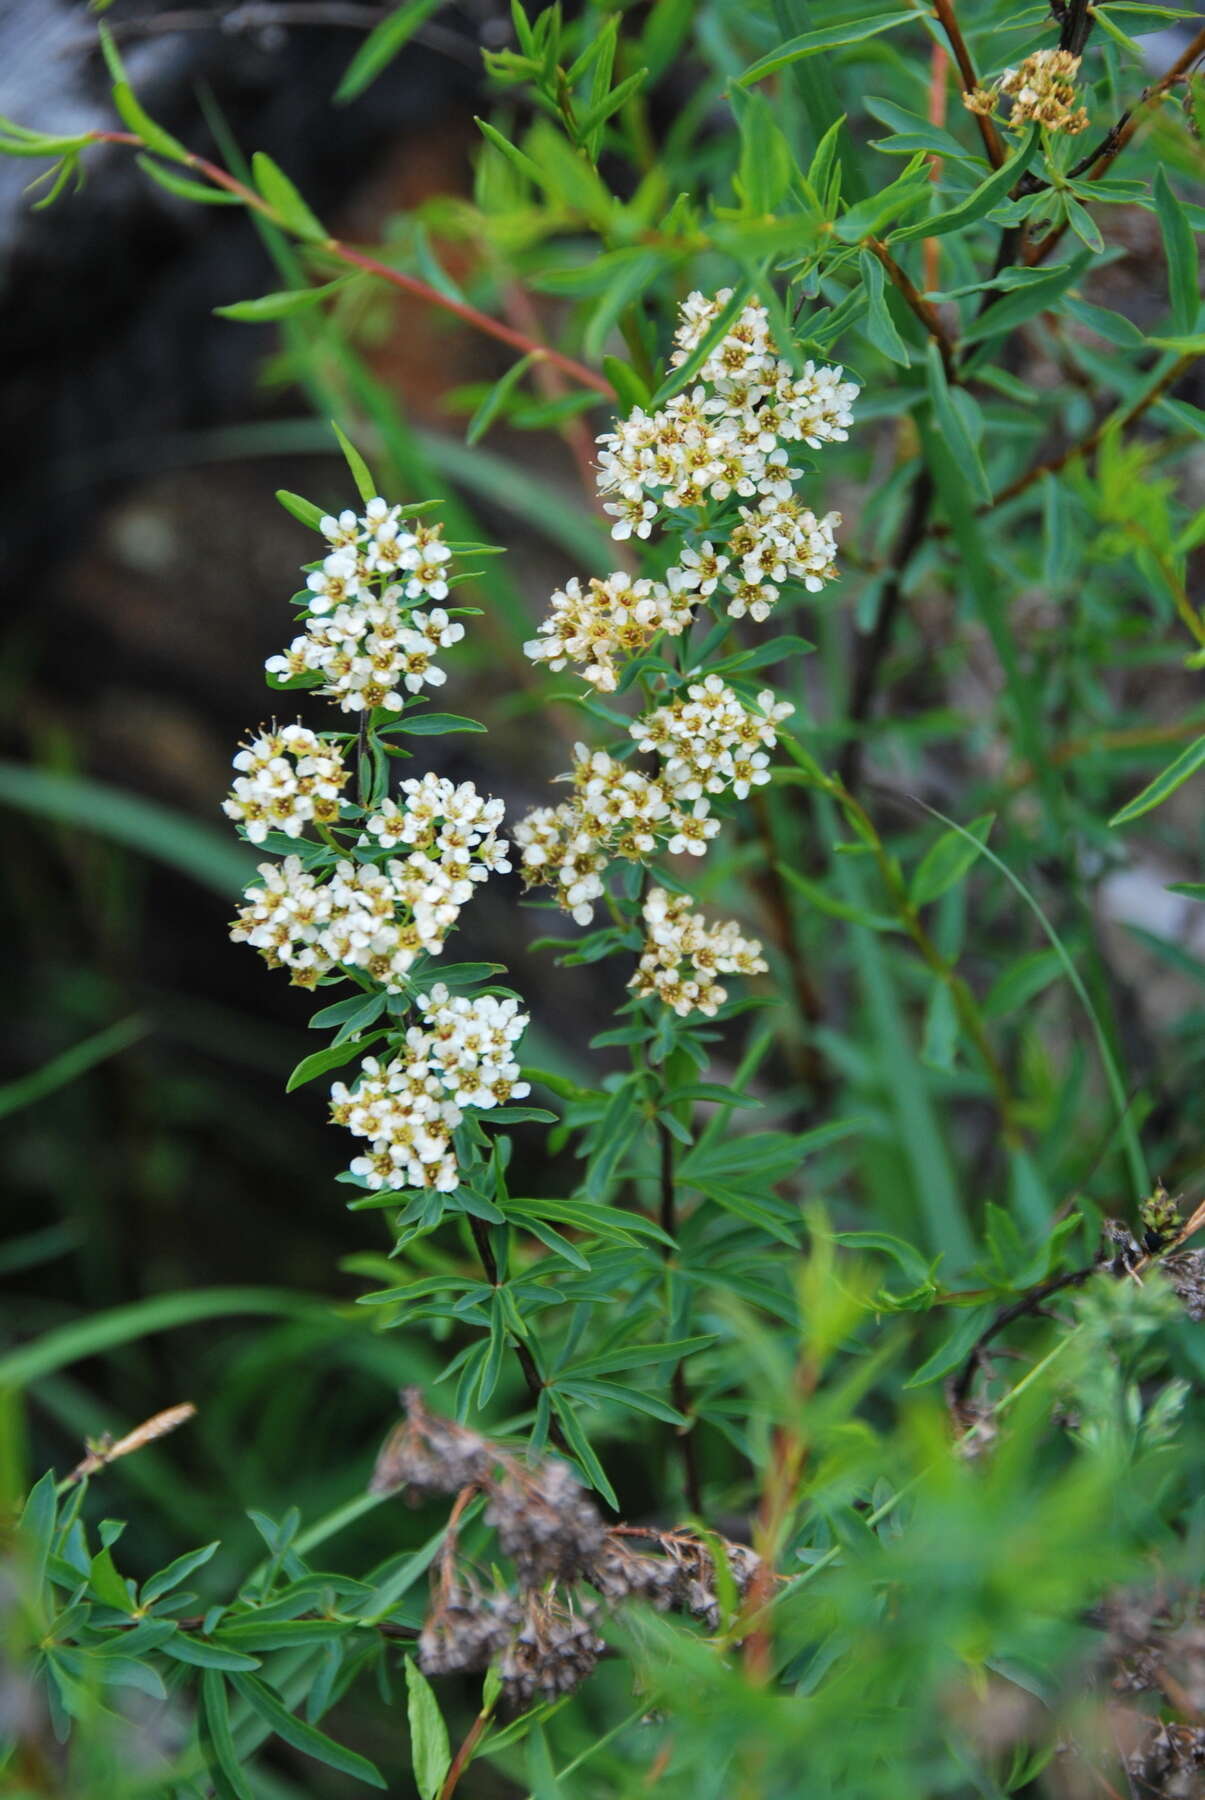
[371,1389,761,1713]
[1095,1587,1205,1798]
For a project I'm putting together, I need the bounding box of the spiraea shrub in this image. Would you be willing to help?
[2,2,1205,1796]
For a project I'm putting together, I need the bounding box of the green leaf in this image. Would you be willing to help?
[229,1671,387,1787]
[164,1634,263,1672]
[911,813,993,906]
[404,1657,452,1800]
[251,151,328,243]
[982,949,1062,1019]
[18,1470,58,1596]
[1154,166,1199,335]
[737,10,912,85]
[858,248,910,364]
[215,279,349,321]
[1109,735,1205,825]
[275,488,326,530]
[200,1671,256,1800]
[921,980,958,1071]
[88,1546,134,1613]
[474,117,543,187]
[564,1335,717,1380]
[98,27,190,162]
[583,1082,643,1202]
[335,0,449,103]
[527,1723,563,1800]
[505,1197,671,1247]
[776,861,901,930]
[731,88,795,215]
[465,352,537,445]
[136,154,241,204]
[329,420,378,502]
[549,1395,618,1507]
[576,66,649,145]
[893,129,1039,243]
[0,1288,324,1391]
[1063,194,1103,254]
[0,763,255,897]
[0,1016,147,1122]
[904,1305,993,1387]
[925,340,991,505]
[864,96,981,162]
[286,1035,384,1094]
[961,254,1090,347]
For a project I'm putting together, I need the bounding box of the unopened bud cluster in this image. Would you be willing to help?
[226,495,530,1199]
[965,48,1089,135]
[371,1391,761,1713]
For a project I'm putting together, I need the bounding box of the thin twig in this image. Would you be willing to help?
[949,1267,1095,1414]
[87,131,615,398]
[1027,24,1205,265]
[930,0,1007,169]
[985,352,1194,512]
[439,1708,492,1800]
[866,239,958,379]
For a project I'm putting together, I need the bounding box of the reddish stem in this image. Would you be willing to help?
[87,130,616,398]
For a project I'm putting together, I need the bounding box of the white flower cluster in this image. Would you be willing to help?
[630,887,768,1018]
[513,684,795,924]
[513,739,729,925]
[630,678,794,804]
[331,984,530,1192]
[725,496,841,622]
[222,724,350,845]
[266,499,463,713]
[595,286,855,541]
[230,776,509,989]
[522,572,694,695]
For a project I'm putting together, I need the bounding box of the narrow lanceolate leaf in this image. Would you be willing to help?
[892,128,1039,243]
[737,11,912,85]
[404,1657,452,1800]
[275,489,326,530]
[215,280,351,321]
[330,420,378,504]
[228,1672,387,1787]
[466,353,537,445]
[200,1671,256,1800]
[859,248,910,364]
[910,814,994,907]
[251,151,327,243]
[137,156,242,204]
[1109,735,1205,826]
[924,340,991,506]
[1154,167,1200,335]
[335,0,449,103]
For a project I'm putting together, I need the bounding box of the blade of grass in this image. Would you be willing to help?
[0,764,255,896]
[913,801,1148,1201]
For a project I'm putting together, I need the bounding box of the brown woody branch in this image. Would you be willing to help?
[931,0,1007,169]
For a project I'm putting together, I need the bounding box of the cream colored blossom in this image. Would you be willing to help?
[222,724,350,844]
[330,984,529,1194]
[630,886,768,1017]
[231,776,508,989]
